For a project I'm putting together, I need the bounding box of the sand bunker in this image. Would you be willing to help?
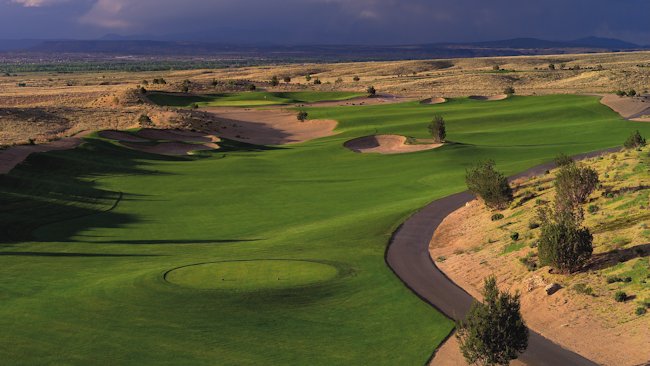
[122,142,218,156]
[599,94,650,121]
[468,94,508,101]
[204,107,337,145]
[420,97,447,105]
[344,135,442,154]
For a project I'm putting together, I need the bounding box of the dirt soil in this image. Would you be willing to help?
[203,107,338,145]
[344,134,442,154]
[428,198,650,366]
[600,94,650,121]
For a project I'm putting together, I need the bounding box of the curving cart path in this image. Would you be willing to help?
[387,147,620,366]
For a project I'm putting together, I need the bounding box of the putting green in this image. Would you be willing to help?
[165,260,339,291]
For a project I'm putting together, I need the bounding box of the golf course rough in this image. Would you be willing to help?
[2,94,649,365]
[164,259,340,291]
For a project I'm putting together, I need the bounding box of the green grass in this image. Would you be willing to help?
[147,91,365,107]
[2,94,650,365]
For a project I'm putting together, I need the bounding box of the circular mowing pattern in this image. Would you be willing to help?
[165,260,339,291]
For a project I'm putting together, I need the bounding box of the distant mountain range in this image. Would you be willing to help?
[0,36,647,62]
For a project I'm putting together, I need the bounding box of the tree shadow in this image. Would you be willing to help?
[0,137,279,244]
[586,243,650,271]
[81,239,262,245]
[0,251,160,257]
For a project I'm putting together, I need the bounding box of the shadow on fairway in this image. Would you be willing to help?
[86,239,262,245]
[0,138,279,244]
[0,251,161,257]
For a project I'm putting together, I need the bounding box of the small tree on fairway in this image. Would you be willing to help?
[457,276,528,366]
[428,115,446,143]
[296,111,308,122]
[624,130,646,149]
[270,76,280,86]
[367,86,377,96]
[465,160,513,209]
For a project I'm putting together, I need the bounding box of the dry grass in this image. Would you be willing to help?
[2,50,650,147]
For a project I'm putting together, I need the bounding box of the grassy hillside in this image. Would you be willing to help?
[1,95,649,365]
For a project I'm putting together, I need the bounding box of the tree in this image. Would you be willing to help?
[616,90,627,97]
[624,130,646,149]
[465,160,513,209]
[353,76,360,82]
[554,163,599,217]
[493,64,501,71]
[305,75,312,82]
[628,89,637,97]
[211,79,219,87]
[367,86,377,96]
[137,114,152,126]
[537,207,593,273]
[457,276,528,366]
[181,80,191,93]
[296,111,308,122]
[248,83,257,91]
[428,115,446,143]
[548,63,556,70]
[313,78,322,85]
[270,76,280,86]
[504,86,515,95]
[283,76,291,83]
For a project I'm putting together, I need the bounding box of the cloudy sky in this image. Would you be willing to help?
[2,0,650,44]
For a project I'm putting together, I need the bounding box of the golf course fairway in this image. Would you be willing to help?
[1,95,648,365]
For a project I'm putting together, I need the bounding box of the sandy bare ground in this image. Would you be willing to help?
[468,94,509,101]
[0,131,90,174]
[429,199,650,366]
[431,334,526,366]
[420,97,448,105]
[203,107,338,145]
[344,135,442,154]
[298,94,415,107]
[599,94,650,121]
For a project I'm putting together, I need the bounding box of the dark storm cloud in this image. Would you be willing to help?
[2,0,650,44]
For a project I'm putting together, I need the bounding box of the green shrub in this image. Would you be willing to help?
[615,90,627,97]
[528,221,540,229]
[465,160,514,209]
[352,76,360,82]
[588,205,599,214]
[554,163,599,216]
[313,78,322,85]
[614,291,627,302]
[554,153,574,167]
[296,111,309,122]
[366,86,376,96]
[270,76,279,86]
[538,211,593,272]
[504,86,515,95]
[457,277,528,365]
[624,130,646,149]
[572,283,594,296]
[519,253,538,271]
[636,307,647,316]
[607,276,622,284]
[491,213,504,221]
[510,232,520,241]
[283,76,291,83]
